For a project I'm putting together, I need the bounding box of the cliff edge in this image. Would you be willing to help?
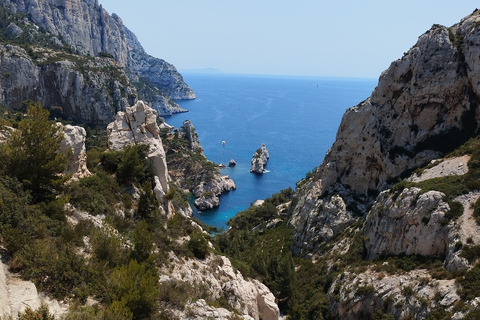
[291,10,480,256]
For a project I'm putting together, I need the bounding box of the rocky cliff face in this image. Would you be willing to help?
[0,0,194,121]
[0,44,136,125]
[0,0,195,100]
[160,253,279,320]
[291,10,480,256]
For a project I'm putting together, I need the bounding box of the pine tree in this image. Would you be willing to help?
[2,102,68,202]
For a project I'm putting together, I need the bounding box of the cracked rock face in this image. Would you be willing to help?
[160,254,279,320]
[0,0,195,100]
[58,124,91,180]
[291,11,480,256]
[107,100,169,202]
[0,44,135,125]
[365,188,450,260]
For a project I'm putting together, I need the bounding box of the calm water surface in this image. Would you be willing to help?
[165,74,377,229]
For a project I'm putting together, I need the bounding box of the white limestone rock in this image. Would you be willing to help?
[0,256,68,319]
[194,175,236,210]
[251,143,269,174]
[0,0,195,100]
[291,11,480,256]
[365,188,449,259]
[329,268,461,320]
[107,100,169,203]
[58,124,91,180]
[160,254,279,320]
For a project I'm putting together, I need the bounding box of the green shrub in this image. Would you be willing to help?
[457,264,480,300]
[356,285,375,296]
[130,220,155,263]
[16,305,55,320]
[14,239,89,299]
[187,231,210,260]
[106,260,159,320]
[91,229,128,268]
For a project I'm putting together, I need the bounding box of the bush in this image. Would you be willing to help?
[187,231,210,260]
[105,260,159,320]
[16,305,55,320]
[14,239,89,299]
[130,220,155,263]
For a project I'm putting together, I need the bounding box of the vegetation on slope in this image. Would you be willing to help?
[0,103,214,319]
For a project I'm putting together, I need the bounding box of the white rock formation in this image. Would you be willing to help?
[291,12,480,256]
[194,175,236,211]
[0,256,68,319]
[107,100,169,203]
[251,144,269,174]
[58,124,91,180]
[160,254,279,320]
[365,188,449,259]
[408,155,471,183]
[329,268,461,320]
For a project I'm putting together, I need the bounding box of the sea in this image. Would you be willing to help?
[164,73,377,230]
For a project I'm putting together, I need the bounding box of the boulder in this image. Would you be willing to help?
[228,159,237,167]
[58,124,91,180]
[6,22,23,38]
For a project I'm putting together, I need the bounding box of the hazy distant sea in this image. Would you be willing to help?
[165,73,377,230]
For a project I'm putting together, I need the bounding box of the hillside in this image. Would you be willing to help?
[0,0,194,124]
[1,4,480,320]
[217,9,480,320]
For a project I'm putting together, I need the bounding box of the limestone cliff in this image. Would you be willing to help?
[0,0,195,100]
[291,10,480,256]
[0,44,135,125]
[0,0,194,120]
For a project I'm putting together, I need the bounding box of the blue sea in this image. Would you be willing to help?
[165,73,377,230]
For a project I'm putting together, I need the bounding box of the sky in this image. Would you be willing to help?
[99,0,479,78]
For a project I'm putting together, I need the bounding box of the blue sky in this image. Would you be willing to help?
[99,0,478,78]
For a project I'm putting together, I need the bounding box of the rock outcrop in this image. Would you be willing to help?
[291,11,480,256]
[0,44,135,125]
[160,254,279,320]
[0,0,194,122]
[0,0,195,100]
[0,256,68,319]
[365,188,450,259]
[228,159,237,167]
[58,124,91,179]
[182,120,201,152]
[107,100,169,204]
[194,175,236,211]
[329,268,462,320]
[250,144,269,174]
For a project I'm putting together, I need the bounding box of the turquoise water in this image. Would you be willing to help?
[165,74,377,230]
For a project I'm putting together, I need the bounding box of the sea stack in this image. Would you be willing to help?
[250,143,269,174]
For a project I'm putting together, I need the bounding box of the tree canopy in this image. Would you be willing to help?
[1,102,68,202]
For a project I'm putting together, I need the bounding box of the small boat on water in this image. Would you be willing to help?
[222,140,226,146]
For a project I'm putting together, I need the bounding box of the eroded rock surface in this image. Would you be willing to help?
[107,100,169,203]
[291,11,480,255]
[251,143,269,174]
[160,254,279,320]
[58,124,91,180]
